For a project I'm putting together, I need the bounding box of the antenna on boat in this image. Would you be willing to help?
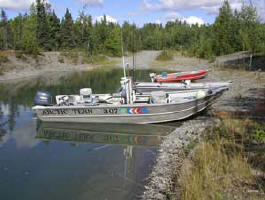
[132,25,136,83]
[121,29,126,78]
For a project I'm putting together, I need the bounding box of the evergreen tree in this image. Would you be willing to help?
[47,10,61,49]
[0,0,264,59]
[212,0,235,56]
[10,14,24,49]
[60,8,76,48]
[36,0,50,50]
[105,26,121,56]
[0,9,9,49]
[21,5,39,55]
[238,2,259,53]
[97,15,110,52]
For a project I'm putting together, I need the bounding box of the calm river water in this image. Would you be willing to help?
[0,69,176,200]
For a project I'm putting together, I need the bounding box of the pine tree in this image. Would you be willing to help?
[21,5,39,55]
[105,26,121,56]
[0,9,8,49]
[10,14,24,49]
[36,0,50,50]
[239,2,259,52]
[212,0,235,56]
[48,10,60,49]
[60,8,76,48]
[96,15,110,52]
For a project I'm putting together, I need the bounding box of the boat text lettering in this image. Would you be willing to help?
[41,108,93,116]
[103,108,118,114]
[42,109,68,115]
[72,108,93,115]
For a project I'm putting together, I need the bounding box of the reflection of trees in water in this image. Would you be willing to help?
[0,69,159,107]
[0,104,7,139]
[0,69,168,132]
[7,97,19,132]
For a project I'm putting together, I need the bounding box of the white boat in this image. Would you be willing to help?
[32,77,228,124]
[134,81,232,93]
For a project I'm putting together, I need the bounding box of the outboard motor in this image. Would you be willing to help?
[150,73,156,82]
[34,91,52,106]
[80,88,92,103]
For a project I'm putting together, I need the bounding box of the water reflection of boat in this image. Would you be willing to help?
[36,122,175,147]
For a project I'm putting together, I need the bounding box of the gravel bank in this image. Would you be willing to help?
[142,119,215,199]
[0,51,101,82]
[140,53,265,199]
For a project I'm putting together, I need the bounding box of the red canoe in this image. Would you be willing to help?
[152,69,209,83]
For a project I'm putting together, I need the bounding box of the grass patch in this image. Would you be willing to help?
[181,140,254,200]
[0,52,9,65]
[58,56,64,63]
[156,50,173,61]
[180,118,265,200]
[82,54,118,66]
[60,50,79,65]
[15,51,27,61]
[0,51,9,75]
[0,66,4,75]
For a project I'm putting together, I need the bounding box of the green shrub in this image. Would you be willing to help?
[82,54,108,64]
[156,50,173,61]
[252,124,265,143]
[58,56,64,63]
[60,50,79,64]
[0,66,4,75]
[15,51,27,61]
[0,53,9,65]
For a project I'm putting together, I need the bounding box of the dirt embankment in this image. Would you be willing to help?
[0,51,98,82]
[0,50,211,82]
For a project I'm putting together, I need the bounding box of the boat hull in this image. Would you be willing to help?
[135,81,232,93]
[33,89,225,124]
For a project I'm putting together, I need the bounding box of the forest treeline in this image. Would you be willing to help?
[0,0,265,59]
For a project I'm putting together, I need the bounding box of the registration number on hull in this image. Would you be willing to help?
[41,107,149,116]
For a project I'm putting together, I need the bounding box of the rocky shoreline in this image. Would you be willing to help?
[142,119,215,200]
[141,63,264,199]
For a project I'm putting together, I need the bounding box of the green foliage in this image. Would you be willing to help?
[252,124,265,143]
[21,12,39,56]
[82,54,109,64]
[15,51,27,60]
[0,0,265,60]
[60,8,76,48]
[156,50,173,61]
[47,10,60,50]
[0,51,8,75]
[105,26,121,57]
[59,50,79,64]
[0,9,12,49]
[212,0,235,56]
[57,56,64,63]
[0,52,8,64]
[9,14,24,49]
[36,0,49,50]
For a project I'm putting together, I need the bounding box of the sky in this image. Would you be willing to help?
[0,0,264,26]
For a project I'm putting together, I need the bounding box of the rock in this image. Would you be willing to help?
[142,119,214,199]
